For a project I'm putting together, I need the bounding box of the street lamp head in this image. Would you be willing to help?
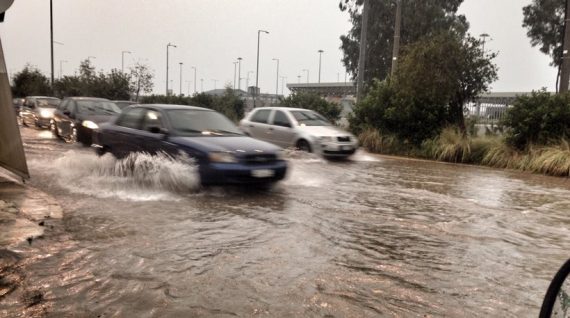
[238,57,243,61]
[259,30,269,34]
[318,50,324,53]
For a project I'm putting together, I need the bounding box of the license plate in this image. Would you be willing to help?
[340,146,352,151]
[251,169,275,178]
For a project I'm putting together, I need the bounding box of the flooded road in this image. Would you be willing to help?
[2,126,570,317]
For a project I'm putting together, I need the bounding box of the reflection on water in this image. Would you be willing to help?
[4,127,570,317]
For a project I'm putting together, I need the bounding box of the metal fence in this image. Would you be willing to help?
[465,102,510,124]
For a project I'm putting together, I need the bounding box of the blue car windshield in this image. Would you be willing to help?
[166,109,243,136]
[77,100,121,115]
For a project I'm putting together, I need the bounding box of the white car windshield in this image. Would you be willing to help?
[290,110,331,126]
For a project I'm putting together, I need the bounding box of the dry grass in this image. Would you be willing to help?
[430,127,471,163]
[526,140,570,177]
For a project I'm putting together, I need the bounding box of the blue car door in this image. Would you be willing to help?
[138,109,179,157]
[106,107,146,159]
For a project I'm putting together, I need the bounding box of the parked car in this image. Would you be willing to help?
[19,96,61,128]
[113,100,137,109]
[239,107,359,158]
[92,104,288,186]
[12,98,24,118]
[51,97,121,145]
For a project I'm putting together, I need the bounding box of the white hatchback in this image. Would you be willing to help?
[239,107,359,158]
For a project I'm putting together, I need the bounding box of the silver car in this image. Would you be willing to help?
[239,107,358,158]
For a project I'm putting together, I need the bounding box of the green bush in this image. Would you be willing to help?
[11,65,52,97]
[281,92,342,123]
[503,90,570,150]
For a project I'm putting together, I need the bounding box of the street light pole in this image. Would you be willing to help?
[303,69,309,83]
[237,57,243,91]
[560,0,570,92]
[480,33,490,53]
[280,76,287,95]
[233,61,238,90]
[191,66,197,94]
[121,51,131,73]
[246,71,253,89]
[186,80,191,96]
[272,58,279,96]
[200,78,204,92]
[50,0,54,86]
[59,60,67,79]
[166,42,177,95]
[255,29,269,108]
[212,79,218,90]
[179,62,183,95]
[297,75,301,83]
[318,50,324,83]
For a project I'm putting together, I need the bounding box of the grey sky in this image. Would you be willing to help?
[0,0,558,96]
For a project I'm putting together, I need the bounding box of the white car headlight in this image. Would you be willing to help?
[209,152,238,163]
[39,109,52,118]
[82,120,99,129]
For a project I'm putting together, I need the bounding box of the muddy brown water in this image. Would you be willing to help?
[1,127,569,317]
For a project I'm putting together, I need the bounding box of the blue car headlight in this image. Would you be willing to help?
[209,152,238,163]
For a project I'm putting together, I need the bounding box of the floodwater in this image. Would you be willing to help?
[1,127,570,317]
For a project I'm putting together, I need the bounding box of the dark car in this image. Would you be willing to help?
[92,104,288,185]
[20,96,61,128]
[51,97,121,145]
[113,100,137,109]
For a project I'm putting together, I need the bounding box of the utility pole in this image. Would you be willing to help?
[561,0,570,93]
[480,33,490,53]
[255,30,269,108]
[318,50,324,83]
[50,0,54,86]
[166,43,176,95]
[357,0,370,101]
[391,0,402,77]
[272,58,279,96]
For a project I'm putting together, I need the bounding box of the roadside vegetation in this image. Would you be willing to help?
[280,92,342,123]
[339,0,570,178]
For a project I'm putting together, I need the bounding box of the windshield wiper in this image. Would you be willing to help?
[208,129,242,135]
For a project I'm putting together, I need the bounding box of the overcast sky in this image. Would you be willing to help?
[0,0,558,96]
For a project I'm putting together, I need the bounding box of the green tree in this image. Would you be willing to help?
[11,65,51,97]
[280,92,342,123]
[396,32,498,132]
[522,0,565,68]
[339,0,468,86]
[129,63,154,102]
[350,32,497,144]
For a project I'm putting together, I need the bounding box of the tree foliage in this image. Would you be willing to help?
[503,90,570,149]
[280,92,342,123]
[52,59,131,100]
[129,63,154,102]
[350,32,498,145]
[522,0,565,67]
[141,86,244,122]
[339,0,468,86]
[11,65,51,97]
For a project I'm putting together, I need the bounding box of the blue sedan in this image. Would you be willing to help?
[92,104,288,185]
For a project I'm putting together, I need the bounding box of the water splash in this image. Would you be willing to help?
[32,151,200,201]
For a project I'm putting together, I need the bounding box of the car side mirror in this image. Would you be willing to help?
[148,126,168,135]
[540,258,570,318]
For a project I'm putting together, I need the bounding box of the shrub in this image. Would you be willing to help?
[503,90,570,150]
[527,140,570,177]
[430,127,471,163]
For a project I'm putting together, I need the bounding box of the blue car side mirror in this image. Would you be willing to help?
[540,258,570,318]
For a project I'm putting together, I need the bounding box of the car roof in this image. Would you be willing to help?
[25,96,60,99]
[65,97,110,101]
[133,104,213,111]
[253,107,313,112]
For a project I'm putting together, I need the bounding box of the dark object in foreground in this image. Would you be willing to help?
[540,258,570,318]
[93,104,287,186]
